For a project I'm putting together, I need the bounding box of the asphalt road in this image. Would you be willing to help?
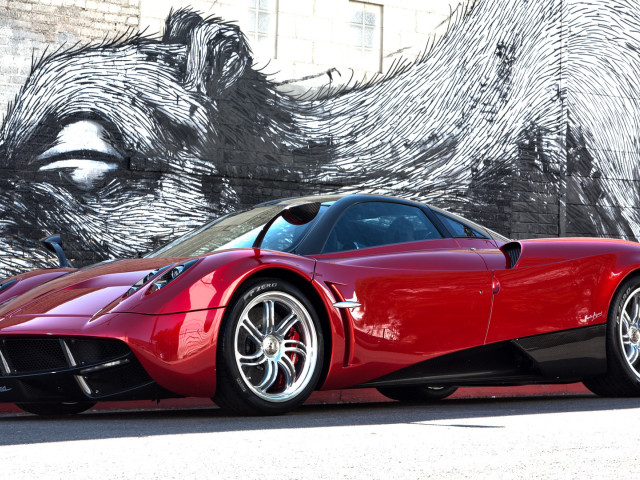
[0,394,636,479]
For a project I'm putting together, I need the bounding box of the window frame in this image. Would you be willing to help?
[246,0,278,58]
[347,0,383,72]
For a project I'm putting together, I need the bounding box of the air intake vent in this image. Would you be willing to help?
[502,243,522,268]
[0,337,131,375]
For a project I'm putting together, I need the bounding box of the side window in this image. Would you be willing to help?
[435,212,488,239]
[322,202,442,253]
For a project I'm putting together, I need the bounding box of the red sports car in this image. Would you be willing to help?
[0,194,639,415]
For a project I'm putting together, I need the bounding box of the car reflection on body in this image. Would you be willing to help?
[0,194,639,416]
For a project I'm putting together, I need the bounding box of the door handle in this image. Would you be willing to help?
[492,277,500,295]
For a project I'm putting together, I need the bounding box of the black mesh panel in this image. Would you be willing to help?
[68,338,130,366]
[2,338,68,373]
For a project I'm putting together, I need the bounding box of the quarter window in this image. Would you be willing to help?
[435,212,488,239]
[322,202,442,253]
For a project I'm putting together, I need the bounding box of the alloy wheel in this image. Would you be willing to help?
[232,291,318,402]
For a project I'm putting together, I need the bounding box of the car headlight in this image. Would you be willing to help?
[147,259,198,294]
[0,279,16,293]
[125,266,171,297]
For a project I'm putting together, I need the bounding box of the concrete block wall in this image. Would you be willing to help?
[139,0,464,91]
[0,0,465,116]
[0,0,140,116]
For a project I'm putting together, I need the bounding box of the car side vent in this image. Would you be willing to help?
[502,242,522,268]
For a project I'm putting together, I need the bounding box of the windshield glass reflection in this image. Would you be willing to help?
[146,203,331,258]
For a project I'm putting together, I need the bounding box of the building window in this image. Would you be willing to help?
[246,0,278,58]
[348,1,382,71]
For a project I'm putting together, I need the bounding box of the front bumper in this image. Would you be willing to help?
[0,336,170,403]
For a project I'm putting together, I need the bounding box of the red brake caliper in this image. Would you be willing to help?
[286,329,300,366]
[272,328,300,391]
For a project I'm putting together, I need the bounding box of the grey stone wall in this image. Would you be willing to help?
[0,0,140,116]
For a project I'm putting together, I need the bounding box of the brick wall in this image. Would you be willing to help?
[0,0,140,116]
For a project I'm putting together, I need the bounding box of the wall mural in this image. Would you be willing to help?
[1,0,640,276]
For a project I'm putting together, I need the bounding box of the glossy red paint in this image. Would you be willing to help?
[314,237,640,389]
[485,238,640,343]
[454,237,501,250]
[0,307,220,397]
[512,237,640,268]
[0,258,176,322]
[313,239,494,389]
[0,250,319,397]
[2,230,640,402]
[110,249,316,315]
[135,308,224,397]
[0,268,73,306]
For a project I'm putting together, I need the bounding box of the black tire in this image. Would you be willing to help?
[376,385,458,402]
[15,402,96,416]
[214,278,324,415]
[584,275,640,396]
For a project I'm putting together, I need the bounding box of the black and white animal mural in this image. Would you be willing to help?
[1,0,640,276]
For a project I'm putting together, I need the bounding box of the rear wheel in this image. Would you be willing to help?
[15,402,96,416]
[214,279,324,415]
[584,275,640,396]
[376,385,458,402]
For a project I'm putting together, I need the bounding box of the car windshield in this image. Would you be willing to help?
[146,201,332,258]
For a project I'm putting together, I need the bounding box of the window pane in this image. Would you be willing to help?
[244,9,257,33]
[323,202,442,253]
[258,0,272,10]
[435,212,487,239]
[364,26,375,49]
[257,12,271,34]
[348,1,382,71]
[349,25,363,47]
[249,0,256,8]
[261,217,309,252]
[364,10,377,26]
[350,8,363,24]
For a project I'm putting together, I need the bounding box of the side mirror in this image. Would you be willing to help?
[281,202,321,226]
[41,235,73,268]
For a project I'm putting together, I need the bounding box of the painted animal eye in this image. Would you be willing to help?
[38,159,119,186]
[35,120,123,189]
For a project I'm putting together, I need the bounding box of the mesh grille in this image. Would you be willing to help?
[0,337,132,375]
[68,339,130,366]
[2,338,68,373]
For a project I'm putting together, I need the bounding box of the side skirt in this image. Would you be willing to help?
[359,324,606,388]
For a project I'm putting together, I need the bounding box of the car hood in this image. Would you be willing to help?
[0,257,188,320]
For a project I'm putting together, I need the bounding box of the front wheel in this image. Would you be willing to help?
[376,385,458,402]
[15,402,96,416]
[214,279,324,415]
[584,275,640,396]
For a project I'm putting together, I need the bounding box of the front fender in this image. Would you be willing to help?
[110,249,317,315]
[0,269,74,306]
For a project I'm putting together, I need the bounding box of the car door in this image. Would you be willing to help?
[311,201,493,384]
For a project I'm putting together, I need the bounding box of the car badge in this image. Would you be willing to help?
[582,311,603,322]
